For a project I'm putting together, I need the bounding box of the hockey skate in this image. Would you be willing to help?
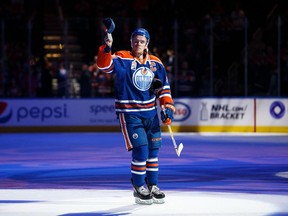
[133,185,153,205]
[147,184,165,204]
[131,179,153,205]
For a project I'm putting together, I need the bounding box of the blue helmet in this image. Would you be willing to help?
[130,28,150,44]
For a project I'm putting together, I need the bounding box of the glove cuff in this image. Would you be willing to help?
[163,118,172,126]
[104,45,111,53]
[163,103,175,113]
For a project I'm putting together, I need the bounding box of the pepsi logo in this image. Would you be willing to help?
[0,102,13,123]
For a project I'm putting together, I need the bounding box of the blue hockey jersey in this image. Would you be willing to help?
[97,45,174,118]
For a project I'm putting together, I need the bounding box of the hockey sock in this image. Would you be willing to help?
[131,145,148,186]
[146,148,159,185]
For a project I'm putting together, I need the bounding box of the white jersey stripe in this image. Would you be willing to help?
[115,107,156,112]
[115,96,156,104]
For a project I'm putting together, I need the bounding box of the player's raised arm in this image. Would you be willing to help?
[96,17,115,71]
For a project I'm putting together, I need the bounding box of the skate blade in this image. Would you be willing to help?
[135,197,153,205]
[153,197,165,204]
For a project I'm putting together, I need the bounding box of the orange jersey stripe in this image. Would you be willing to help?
[96,45,113,69]
[115,102,156,109]
[119,113,132,151]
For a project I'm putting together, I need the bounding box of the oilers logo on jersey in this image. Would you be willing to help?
[132,66,154,91]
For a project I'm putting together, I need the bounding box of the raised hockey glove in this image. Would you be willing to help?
[161,104,176,126]
[102,17,115,53]
[103,17,115,34]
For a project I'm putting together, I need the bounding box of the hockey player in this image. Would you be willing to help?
[96,21,175,205]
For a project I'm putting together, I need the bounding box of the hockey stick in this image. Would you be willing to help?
[161,105,184,157]
[167,125,184,157]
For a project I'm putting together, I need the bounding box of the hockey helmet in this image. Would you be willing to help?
[130,28,150,45]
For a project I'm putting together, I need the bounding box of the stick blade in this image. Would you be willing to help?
[176,143,184,157]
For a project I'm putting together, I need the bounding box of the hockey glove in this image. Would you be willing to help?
[160,104,176,126]
[103,17,115,34]
[102,17,115,53]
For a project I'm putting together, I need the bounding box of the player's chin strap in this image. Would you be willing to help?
[143,47,149,60]
[145,47,152,70]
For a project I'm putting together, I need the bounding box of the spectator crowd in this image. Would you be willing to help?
[1,0,287,98]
